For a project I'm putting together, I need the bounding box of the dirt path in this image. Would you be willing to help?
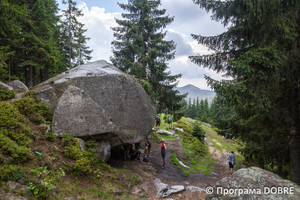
[109,126,232,199]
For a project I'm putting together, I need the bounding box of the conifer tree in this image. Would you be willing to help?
[0,0,64,86]
[74,23,93,66]
[191,0,300,183]
[60,0,92,69]
[111,0,185,115]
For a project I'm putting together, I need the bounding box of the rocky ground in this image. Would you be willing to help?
[109,126,232,200]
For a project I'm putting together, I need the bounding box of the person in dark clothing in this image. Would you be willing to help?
[168,116,173,129]
[145,132,152,157]
[134,141,142,161]
[129,143,140,161]
[161,139,167,169]
[155,115,161,130]
[227,150,236,174]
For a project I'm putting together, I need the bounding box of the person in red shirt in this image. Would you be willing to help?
[161,139,167,169]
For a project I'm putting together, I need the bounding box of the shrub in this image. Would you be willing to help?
[13,91,52,123]
[61,135,78,147]
[0,89,16,100]
[72,157,93,175]
[0,102,31,130]
[176,120,208,158]
[0,101,35,163]
[21,91,39,102]
[28,167,65,199]
[0,130,33,163]
[13,97,45,124]
[46,131,57,141]
[192,122,205,142]
[85,140,97,153]
[176,120,193,133]
[64,145,83,160]
[0,102,34,146]
[0,165,27,182]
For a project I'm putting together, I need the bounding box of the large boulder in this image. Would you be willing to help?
[52,85,119,138]
[33,60,156,147]
[206,167,300,200]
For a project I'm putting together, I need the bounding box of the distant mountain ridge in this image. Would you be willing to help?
[175,84,216,102]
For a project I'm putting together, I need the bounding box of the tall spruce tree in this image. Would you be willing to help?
[0,0,64,86]
[191,0,300,183]
[111,0,185,117]
[74,23,93,66]
[60,0,92,69]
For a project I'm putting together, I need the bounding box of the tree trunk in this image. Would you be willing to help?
[289,87,300,184]
[68,0,72,69]
[289,127,300,184]
[28,66,33,88]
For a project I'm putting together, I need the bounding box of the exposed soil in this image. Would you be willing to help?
[108,129,232,200]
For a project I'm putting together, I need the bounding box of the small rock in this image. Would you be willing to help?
[7,181,33,198]
[210,172,219,176]
[175,128,184,132]
[96,140,111,162]
[132,187,143,194]
[0,81,13,90]
[39,124,50,135]
[8,80,28,92]
[114,188,122,196]
[156,130,174,136]
[186,186,204,192]
[153,178,185,198]
[76,138,86,151]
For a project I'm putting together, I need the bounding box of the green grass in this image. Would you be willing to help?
[156,133,177,141]
[170,119,215,176]
[202,124,244,170]
[170,153,189,176]
[155,113,171,130]
[179,117,196,124]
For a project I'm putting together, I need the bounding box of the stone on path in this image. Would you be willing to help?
[176,157,190,169]
[186,186,205,193]
[156,130,174,136]
[175,128,184,132]
[153,178,185,198]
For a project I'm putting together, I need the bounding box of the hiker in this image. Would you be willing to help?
[134,141,142,161]
[227,151,236,174]
[145,132,152,157]
[129,143,140,161]
[168,116,173,129]
[123,144,130,160]
[161,139,167,169]
[155,115,161,130]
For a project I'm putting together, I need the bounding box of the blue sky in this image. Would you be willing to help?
[60,0,227,90]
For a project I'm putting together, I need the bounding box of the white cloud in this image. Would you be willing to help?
[161,0,226,36]
[76,1,228,90]
[77,3,121,61]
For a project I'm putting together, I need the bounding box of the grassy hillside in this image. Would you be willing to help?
[0,90,141,200]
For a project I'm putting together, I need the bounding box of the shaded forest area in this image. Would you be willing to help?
[0,0,92,87]
[190,0,300,184]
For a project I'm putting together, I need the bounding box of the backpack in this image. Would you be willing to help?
[156,116,160,122]
[143,156,149,163]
